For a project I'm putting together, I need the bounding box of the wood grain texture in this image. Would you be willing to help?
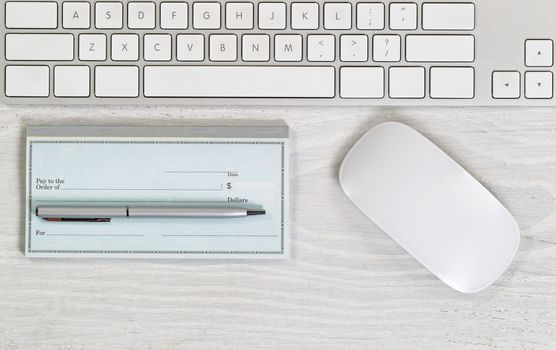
[0,105,555,350]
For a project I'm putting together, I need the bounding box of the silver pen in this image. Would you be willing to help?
[36,206,266,222]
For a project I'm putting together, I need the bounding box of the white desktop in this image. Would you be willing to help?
[0,1,555,349]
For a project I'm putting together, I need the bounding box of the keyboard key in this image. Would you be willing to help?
[389,3,417,30]
[177,34,205,61]
[525,40,554,67]
[95,2,123,29]
[340,67,384,98]
[242,35,270,61]
[5,66,49,97]
[525,72,553,99]
[258,2,286,29]
[128,2,156,29]
[492,71,520,99]
[160,2,188,29]
[226,2,254,29]
[430,67,474,99]
[54,66,90,97]
[422,3,475,30]
[291,3,319,30]
[324,3,352,30]
[193,2,221,29]
[144,34,172,61]
[389,67,425,98]
[111,34,139,61]
[406,35,475,62]
[275,35,303,61]
[373,35,400,62]
[62,2,90,29]
[356,3,384,30]
[6,34,73,61]
[307,35,335,62]
[5,2,57,29]
[95,66,139,97]
[340,35,368,62]
[143,66,335,97]
[79,34,107,61]
[209,34,238,61]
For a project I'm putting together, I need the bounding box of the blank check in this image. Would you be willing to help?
[25,126,289,258]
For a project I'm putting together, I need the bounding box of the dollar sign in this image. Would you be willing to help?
[226,182,232,189]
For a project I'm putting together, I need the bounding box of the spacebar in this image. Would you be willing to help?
[144,66,335,98]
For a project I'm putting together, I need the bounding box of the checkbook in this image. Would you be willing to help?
[25,125,289,258]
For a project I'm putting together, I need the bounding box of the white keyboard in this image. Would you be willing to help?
[2,0,555,106]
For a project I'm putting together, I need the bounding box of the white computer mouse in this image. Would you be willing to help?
[339,122,520,293]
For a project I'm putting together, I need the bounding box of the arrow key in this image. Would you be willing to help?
[525,39,553,67]
[492,71,520,99]
[525,71,553,99]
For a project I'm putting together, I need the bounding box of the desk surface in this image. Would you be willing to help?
[0,106,555,349]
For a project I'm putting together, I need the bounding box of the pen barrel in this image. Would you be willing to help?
[128,207,248,218]
[36,207,127,218]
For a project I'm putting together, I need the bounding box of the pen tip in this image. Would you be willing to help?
[247,209,266,216]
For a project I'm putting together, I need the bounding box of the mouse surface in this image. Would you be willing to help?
[340,122,520,293]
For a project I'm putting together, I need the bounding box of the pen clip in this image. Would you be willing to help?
[42,218,112,223]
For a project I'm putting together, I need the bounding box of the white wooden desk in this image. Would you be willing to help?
[0,106,555,349]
